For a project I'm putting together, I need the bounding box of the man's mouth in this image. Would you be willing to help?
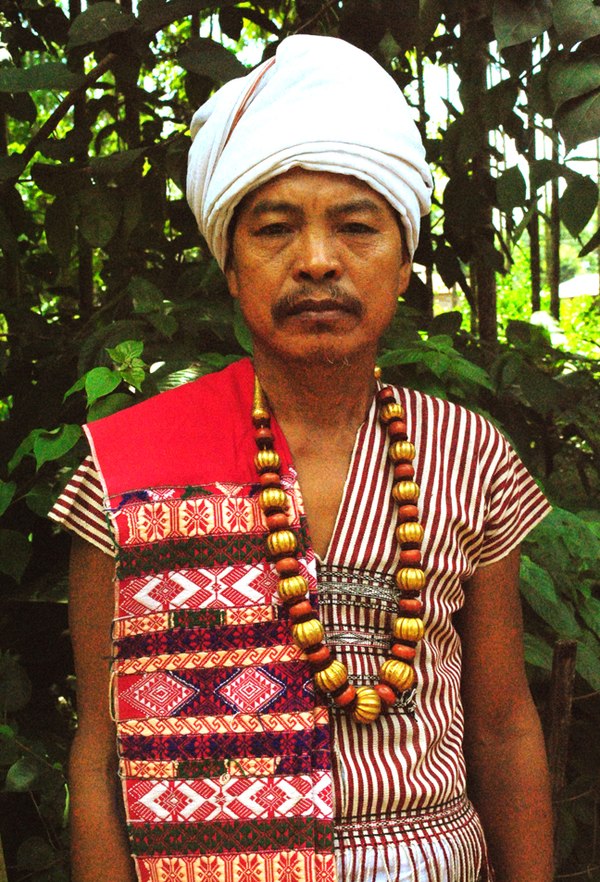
[286,297,354,316]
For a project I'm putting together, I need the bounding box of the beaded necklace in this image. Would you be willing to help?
[252,372,426,725]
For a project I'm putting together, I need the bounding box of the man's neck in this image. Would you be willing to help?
[253,349,377,437]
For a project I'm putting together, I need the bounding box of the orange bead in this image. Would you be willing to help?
[376,386,395,405]
[259,472,281,487]
[400,549,422,566]
[255,427,274,448]
[333,683,357,708]
[288,600,314,622]
[388,420,407,440]
[391,642,417,661]
[266,512,289,531]
[275,557,300,576]
[394,461,415,480]
[306,644,331,666]
[396,504,419,522]
[398,597,423,616]
[374,683,397,707]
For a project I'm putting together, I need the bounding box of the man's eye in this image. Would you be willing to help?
[341,222,377,234]
[254,223,291,237]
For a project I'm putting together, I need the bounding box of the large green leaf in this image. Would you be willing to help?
[0,653,32,712]
[556,87,600,151]
[559,175,598,237]
[496,165,527,212]
[553,0,600,48]
[0,62,84,93]
[575,640,600,691]
[77,186,122,248]
[523,632,553,670]
[178,38,246,84]
[493,0,552,50]
[549,57,600,110]
[45,194,76,266]
[528,158,565,191]
[0,530,32,582]
[84,367,121,407]
[90,148,145,178]
[67,2,137,49]
[5,756,39,792]
[138,0,215,34]
[0,480,16,517]
[33,424,82,470]
[519,556,580,638]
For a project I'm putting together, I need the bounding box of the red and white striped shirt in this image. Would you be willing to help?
[50,384,550,879]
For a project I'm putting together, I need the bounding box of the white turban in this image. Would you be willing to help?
[186,35,433,269]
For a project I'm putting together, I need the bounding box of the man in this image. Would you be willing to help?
[51,35,553,882]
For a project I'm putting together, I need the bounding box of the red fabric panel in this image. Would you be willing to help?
[84,358,292,497]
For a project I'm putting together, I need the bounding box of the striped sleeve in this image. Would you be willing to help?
[48,455,116,557]
[478,434,551,568]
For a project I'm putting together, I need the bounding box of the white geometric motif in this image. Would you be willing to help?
[136,780,205,822]
[119,672,197,716]
[217,667,284,714]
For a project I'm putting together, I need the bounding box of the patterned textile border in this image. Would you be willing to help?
[113,643,302,674]
[115,619,292,660]
[115,524,310,580]
[115,662,315,719]
[118,708,329,737]
[120,756,279,779]
[109,478,303,548]
[128,816,335,856]
[124,771,332,823]
[113,605,277,639]
[118,730,331,764]
[134,849,336,882]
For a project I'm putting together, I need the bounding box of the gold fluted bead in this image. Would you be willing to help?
[393,616,425,643]
[379,402,404,423]
[314,660,349,693]
[277,575,308,602]
[388,441,416,463]
[392,480,420,503]
[396,522,424,545]
[259,487,288,513]
[379,658,415,692]
[255,450,281,473]
[352,686,382,724]
[292,618,325,649]
[267,529,297,557]
[395,567,426,591]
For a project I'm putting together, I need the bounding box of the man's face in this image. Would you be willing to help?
[225,168,411,367]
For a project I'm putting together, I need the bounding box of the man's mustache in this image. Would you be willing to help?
[271,284,364,322]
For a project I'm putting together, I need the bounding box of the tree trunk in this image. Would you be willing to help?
[458,3,497,347]
[526,44,541,313]
[548,130,561,321]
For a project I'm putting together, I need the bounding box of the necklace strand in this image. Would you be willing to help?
[252,372,426,725]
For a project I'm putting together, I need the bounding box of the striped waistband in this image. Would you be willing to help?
[334,794,482,847]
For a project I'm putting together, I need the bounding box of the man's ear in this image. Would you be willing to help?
[397,261,412,297]
[225,261,239,298]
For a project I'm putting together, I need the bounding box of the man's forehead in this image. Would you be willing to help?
[238,168,395,216]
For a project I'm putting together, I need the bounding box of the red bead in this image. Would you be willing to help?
[275,557,300,576]
[400,549,422,566]
[255,427,274,449]
[333,683,357,708]
[288,600,314,622]
[376,386,395,404]
[391,643,417,661]
[394,462,415,481]
[266,512,289,531]
[398,598,423,615]
[259,472,281,487]
[374,683,397,707]
[305,644,331,667]
[387,420,407,440]
[396,504,419,522]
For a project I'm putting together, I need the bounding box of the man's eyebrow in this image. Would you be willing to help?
[248,200,302,216]
[326,199,386,217]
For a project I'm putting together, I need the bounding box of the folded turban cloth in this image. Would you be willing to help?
[186,34,433,269]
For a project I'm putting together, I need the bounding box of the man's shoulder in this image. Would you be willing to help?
[83,357,257,494]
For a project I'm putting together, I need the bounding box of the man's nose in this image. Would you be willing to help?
[292,231,341,282]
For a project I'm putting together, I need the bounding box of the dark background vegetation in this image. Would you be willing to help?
[0,0,599,878]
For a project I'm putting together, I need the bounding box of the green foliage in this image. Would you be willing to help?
[0,0,598,877]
